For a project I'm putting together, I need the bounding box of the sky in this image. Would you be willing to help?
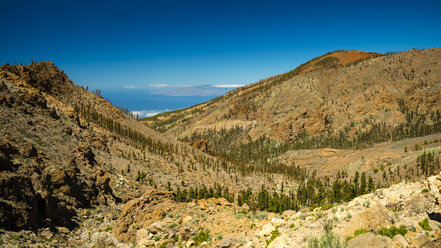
[1,0,440,91]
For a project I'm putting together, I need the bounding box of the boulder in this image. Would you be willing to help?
[405,232,431,247]
[89,231,128,248]
[197,199,208,209]
[267,233,291,248]
[341,204,393,237]
[282,210,296,219]
[182,216,193,225]
[427,174,441,204]
[392,234,409,247]
[113,189,176,243]
[186,240,195,247]
[271,218,284,225]
[258,223,275,237]
[216,234,239,248]
[148,221,166,234]
[422,239,441,248]
[347,233,392,248]
[218,198,232,206]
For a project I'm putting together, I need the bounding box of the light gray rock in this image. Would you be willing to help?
[347,233,392,248]
[393,234,409,247]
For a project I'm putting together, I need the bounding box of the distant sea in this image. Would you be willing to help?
[98,85,238,118]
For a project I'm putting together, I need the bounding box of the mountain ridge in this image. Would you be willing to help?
[143,48,441,147]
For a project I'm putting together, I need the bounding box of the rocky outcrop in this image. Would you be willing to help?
[340,204,393,237]
[113,189,176,242]
[0,137,18,171]
[0,173,39,231]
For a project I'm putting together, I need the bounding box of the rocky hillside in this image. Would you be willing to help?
[144,48,441,180]
[1,48,441,248]
[7,170,435,248]
[0,62,276,247]
[114,171,441,248]
[144,49,439,142]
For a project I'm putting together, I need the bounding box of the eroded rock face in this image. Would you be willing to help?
[0,137,18,171]
[0,173,39,231]
[113,189,176,243]
[428,174,441,204]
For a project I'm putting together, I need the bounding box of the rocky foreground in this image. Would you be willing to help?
[113,173,441,248]
[3,172,441,247]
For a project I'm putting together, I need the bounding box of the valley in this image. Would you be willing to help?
[1,48,441,247]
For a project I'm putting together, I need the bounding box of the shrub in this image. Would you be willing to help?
[266,228,280,247]
[159,241,169,248]
[191,217,200,224]
[377,225,407,238]
[255,212,268,220]
[308,231,347,248]
[321,203,333,211]
[136,170,146,181]
[236,209,251,219]
[169,222,178,229]
[419,218,432,231]
[422,188,429,193]
[315,211,325,219]
[363,200,371,208]
[347,228,370,240]
[354,228,369,236]
[192,230,211,246]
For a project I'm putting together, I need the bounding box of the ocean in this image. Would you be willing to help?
[98,87,227,118]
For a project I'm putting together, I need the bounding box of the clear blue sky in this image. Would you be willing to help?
[1,0,440,89]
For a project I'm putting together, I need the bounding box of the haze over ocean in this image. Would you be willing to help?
[97,85,239,118]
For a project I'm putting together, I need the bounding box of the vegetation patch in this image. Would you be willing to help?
[419,218,432,231]
[308,231,346,248]
[266,228,280,247]
[376,225,407,238]
[192,230,211,246]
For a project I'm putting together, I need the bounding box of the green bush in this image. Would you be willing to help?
[266,229,280,247]
[254,212,268,220]
[347,228,370,240]
[377,225,407,238]
[354,228,369,237]
[321,203,334,211]
[159,241,169,248]
[192,230,211,246]
[421,188,429,193]
[135,170,146,181]
[308,231,347,248]
[419,218,432,231]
